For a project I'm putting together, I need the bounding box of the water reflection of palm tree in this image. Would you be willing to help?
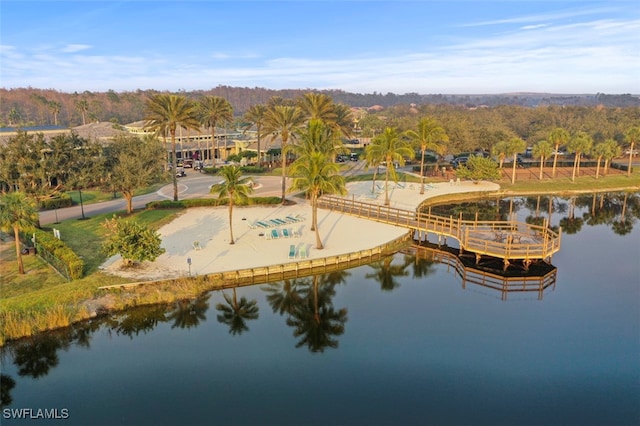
[366,255,409,291]
[167,294,211,329]
[13,335,65,378]
[216,288,259,335]
[263,279,306,316]
[559,196,584,234]
[1,374,16,407]
[404,254,436,279]
[286,275,347,353]
[109,305,169,338]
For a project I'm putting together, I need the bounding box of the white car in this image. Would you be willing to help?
[624,148,638,156]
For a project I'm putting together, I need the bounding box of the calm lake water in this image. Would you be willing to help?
[2,193,639,426]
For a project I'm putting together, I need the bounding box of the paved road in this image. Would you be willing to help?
[39,173,286,225]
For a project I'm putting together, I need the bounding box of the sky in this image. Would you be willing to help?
[1,0,639,95]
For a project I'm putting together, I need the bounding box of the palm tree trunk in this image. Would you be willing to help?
[571,153,578,182]
[384,157,390,206]
[552,146,559,177]
[595,156,602,179]
[371,167,378,194]
[420,147,426,194]
[511,154,517,184]
[539,156,544,180]
[313,194,323,249]
[281,141,287,204]
[14,225,24,274]
[228,198,234,244]
[124,191,133,214]
[627,142,635,177]
[257,126,262,166]
[171,131,178,201]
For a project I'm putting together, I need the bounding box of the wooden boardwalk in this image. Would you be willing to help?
[318,195,562,269]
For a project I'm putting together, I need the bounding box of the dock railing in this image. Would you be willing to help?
[318,195,561,263]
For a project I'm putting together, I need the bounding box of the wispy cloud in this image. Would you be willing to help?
[1,14,638,94]
[61,44,92,53]
[460,6,618,27]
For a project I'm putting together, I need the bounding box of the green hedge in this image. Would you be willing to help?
[32,229,84,280]
[146,196,281,210]
[38,194,73,211]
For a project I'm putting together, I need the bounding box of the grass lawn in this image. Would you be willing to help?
[65,181,169,206]
[1,208,183,344]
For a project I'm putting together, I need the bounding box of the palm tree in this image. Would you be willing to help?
[602,138,621,176]
[506,137,526,184]
[549,127,569,178]
[74,98,89,125]
[366,127,414,205]
[363,143,383,194]
[262,105,305,204]
[567,131,593,182]
[625,126,640,178]
[405,117,449,194]
[48,101,61,126]
[198,96,233,162]
[491,140,509,169]
[592,140,609,179]
[532,139,553,180]
[297,93,337,123]
[210,165,253,244]
[0,192,39,274]
[215,288,259,335]
[242,104,267,165]
[144,94,200,201]
[289,121,347,249]
[263,279,305,316]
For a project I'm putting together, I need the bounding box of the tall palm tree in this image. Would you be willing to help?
[592,140,610,179]
[215,288,259,335]
[548,127,569,178]
[405,117,449,194]
[290,121,346,248]
[198,96,233,162]
[262,105,305,203]
[144,94,200,201]
[625,126,640,178]
[242,104,267,165]
[210,165,253,244]
[366,127,414,205]
[491,139,509,169]
[602,138,621,176]
[0,192,39,274]
[74,98,89,125]
[532,139,553,180]
[506,137,526,184]
[363,143,383,194]
[48,101,61,126]
[567,131,593,182]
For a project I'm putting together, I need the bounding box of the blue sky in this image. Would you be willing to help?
[1,1,638,94]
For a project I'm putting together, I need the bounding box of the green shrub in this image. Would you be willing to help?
[33,229,84,279]
[240,165,266,174]
[146,196,281,210]
[38,194,73,210]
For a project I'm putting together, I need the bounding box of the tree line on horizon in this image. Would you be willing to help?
[1,86,639,129]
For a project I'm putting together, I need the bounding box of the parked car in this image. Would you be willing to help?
[624,148,638,156]
[350,153,359,161]
[451,156,469,169]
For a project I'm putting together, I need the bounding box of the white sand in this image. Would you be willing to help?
[100,179,499,281]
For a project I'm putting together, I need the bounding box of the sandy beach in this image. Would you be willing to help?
[100,180,499,281]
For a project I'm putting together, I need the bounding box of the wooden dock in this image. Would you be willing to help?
[318,195,562,270]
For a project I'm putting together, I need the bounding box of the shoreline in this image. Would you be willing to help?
[2,180,638,345]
